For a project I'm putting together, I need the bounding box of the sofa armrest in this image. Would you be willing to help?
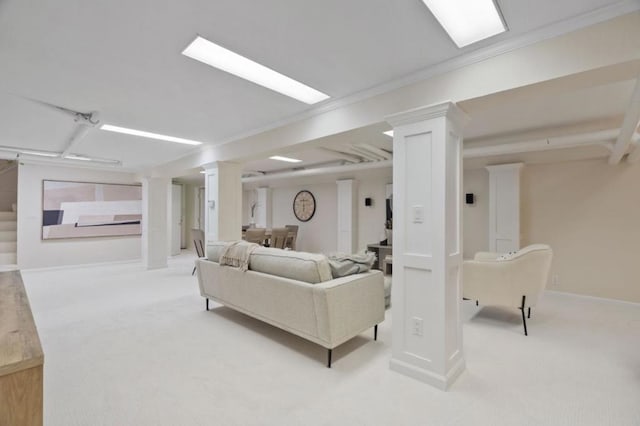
[312,271,385,348]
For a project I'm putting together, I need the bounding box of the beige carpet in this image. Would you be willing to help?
[22,253,640,426]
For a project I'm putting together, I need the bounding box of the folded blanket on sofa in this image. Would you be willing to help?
[220,241,259,271]
[327,252,376,278]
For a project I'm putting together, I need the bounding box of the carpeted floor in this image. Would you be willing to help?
[22,252,640,426]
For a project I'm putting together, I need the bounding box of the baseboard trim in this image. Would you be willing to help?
[545,290,640,307]
[21,258,141,273]
[389,356,465,391]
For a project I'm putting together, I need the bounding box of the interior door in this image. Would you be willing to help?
[171,184,182,256]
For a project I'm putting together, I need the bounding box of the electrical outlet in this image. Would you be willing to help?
[412,317,423,336]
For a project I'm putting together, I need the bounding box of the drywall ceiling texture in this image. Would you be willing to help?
[17,163,142,269]
[521,158,640,303]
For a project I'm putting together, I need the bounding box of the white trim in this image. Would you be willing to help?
[20,259,141,273]
[389,356,465,391]
[545,289,640,307]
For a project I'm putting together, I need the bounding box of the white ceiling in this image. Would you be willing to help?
[0,0,634,169]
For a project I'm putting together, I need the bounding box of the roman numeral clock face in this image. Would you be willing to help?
[293,190,316,222]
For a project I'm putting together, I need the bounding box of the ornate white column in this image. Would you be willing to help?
[486,163,523,253]
[141,176,170,270]
[204,161,243,242]
[336,179,357,254]
[386,102,468,390]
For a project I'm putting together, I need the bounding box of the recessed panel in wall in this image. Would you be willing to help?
[42,180,142,240]
[404,267,435,363]
[404,132,432,255]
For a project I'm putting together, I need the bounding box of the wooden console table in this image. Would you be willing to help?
[367,244,393,271]
[0,271,44,426]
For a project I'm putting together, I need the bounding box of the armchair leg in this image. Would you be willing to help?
[327,349,332,368]
[476,300,479,306]
[374,324,378,341]
[192,266,196,276]
[206,298,209,311]
[528,307,531,319]
[519,295,528,336]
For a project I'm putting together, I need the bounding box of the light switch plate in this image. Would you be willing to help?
[412,205,424,223]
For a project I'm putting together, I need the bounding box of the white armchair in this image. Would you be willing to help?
[463,244,553,335]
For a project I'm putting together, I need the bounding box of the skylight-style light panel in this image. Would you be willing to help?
[100,124,203,146]
[421,0,506,47]
[383,130,394,137]
[269,155,302,163]
[182,36,330,105]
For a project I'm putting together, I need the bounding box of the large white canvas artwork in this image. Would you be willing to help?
[42,180,142,240]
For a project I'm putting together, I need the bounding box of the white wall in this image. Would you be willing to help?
[522,159,640,303]
[0,164,17,211]
[462,168,490,259]
[357,176,389,251]
[271,183,337,254]
[17,162,142,269]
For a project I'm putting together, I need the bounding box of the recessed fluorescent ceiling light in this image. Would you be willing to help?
[269,155,302,163]
[421,0,506,47]
[383,130,394,137]
[100,124,203,146]
[182,36,330,105]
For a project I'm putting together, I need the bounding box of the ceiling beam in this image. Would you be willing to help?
[464,129,617,158]
[242,160,392,184]
[318,147,362,163]
[608,77,640,164]
[348,146,382,162]
[355,144,393,160]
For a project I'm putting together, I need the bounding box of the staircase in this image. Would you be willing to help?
[0,211,17,268]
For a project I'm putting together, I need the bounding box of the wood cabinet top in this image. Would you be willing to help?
[0,271,44,377]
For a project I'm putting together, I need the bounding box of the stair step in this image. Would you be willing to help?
[0,242,16,253]
[0,231,17,242]
[0,252,16,265]
[0,211,17,221]
[0,221,17,231]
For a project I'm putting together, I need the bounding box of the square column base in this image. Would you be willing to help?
[389,357,466,391]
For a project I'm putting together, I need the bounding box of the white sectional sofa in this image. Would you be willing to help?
[196,242,385,367]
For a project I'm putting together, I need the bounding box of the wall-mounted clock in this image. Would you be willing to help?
[293,190,316,222]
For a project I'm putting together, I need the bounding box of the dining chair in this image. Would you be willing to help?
[244,228,267,245]
[269,227,289,249]
[285,225,299,250]
[191,228,205,276]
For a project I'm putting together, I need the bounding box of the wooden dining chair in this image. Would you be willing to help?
[285,225,299,250]
[269,228,289,249]
[191,228,205,276]
[244,228,266,245]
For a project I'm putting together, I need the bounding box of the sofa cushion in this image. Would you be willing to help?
[206,242,333,284]
[249,247,332,284]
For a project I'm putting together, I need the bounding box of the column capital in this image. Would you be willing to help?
[385,101,469,129]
